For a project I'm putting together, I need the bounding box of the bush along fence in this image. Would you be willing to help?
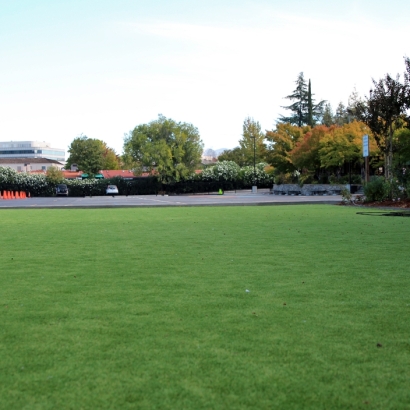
[0,162,274,197]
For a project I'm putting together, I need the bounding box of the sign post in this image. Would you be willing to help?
[363,135,369,183]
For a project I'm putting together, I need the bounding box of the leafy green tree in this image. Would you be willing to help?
[66,135,105,176]
[218,147,248,167]
[217,118,266,167]
[123,115,203,183]
[353,69,409,179]
[101,143,120,170]
[280,73,325,126]
[239,117,266,165]
[394,127,410,166]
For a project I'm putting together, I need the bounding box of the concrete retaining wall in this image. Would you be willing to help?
[272,184,348,196]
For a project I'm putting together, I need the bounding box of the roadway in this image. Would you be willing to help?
[0,190,342,209]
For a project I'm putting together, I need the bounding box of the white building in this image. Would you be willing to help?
[0,141,65,162]
[0,158,64,172]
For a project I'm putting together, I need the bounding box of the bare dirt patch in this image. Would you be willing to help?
[362,198,410,208]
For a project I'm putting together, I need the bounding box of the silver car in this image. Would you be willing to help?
[106,185,119,196]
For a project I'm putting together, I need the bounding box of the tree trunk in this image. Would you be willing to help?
[384,152,388,179]
[386,125,394,180]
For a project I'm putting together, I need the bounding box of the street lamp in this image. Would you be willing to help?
[251,136,256,193]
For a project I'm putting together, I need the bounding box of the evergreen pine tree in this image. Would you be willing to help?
[321,103,334,126]
[280,72,308,127]
[334,102,349,126]
[346,87,364,122]
[280,73,326,127]
[307,80,313,126]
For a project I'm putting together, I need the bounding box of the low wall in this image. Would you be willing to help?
[272,184,348,196]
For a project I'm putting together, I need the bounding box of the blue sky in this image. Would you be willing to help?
[0,0,409,156]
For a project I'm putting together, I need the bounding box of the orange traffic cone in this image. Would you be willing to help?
[5,191,10,199]
[21,191,26,199]
[15,191,20,199]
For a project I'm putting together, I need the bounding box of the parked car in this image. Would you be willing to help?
[56,184,68,196]
[106,185,119,196]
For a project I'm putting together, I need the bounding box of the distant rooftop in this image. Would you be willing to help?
[0,140,65,162]
[0,157,63,165]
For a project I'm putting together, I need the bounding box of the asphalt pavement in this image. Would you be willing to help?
[0,189,342,209]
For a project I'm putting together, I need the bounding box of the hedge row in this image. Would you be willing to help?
[0,165,273,197]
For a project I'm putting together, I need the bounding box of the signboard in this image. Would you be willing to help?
[363,134,369,157]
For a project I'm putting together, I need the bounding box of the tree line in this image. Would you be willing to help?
[220,60,410,186]
[66,58,410,191]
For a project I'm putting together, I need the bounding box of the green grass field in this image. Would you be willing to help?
[1,205,409,409]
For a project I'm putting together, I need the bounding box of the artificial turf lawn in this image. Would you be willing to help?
[0,205,409,409]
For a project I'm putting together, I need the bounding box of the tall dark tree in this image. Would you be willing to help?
[280,72,307,127]
[280,72,326,127]
[309,80,326,124]
[404,57,410,119]
[353,69,409,179]
[307,80,314,126]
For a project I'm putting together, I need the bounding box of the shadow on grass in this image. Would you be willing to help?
[357,211,410,217]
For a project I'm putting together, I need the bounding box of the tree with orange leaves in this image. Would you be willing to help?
[319,121,377,170]
[290,125,331,175]
[265,123,310,174]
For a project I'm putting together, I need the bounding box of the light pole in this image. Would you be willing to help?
[251,136,256,193]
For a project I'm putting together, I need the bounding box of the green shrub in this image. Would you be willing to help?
[341,188,352,203]
[328,174,339,184]
[299,171,314,185]
[351,174,363,184]
[384,179,406,200]
[239,163,273,187]
[274,173,285,185]
[200,161,240,183]
[364,177,389,202]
